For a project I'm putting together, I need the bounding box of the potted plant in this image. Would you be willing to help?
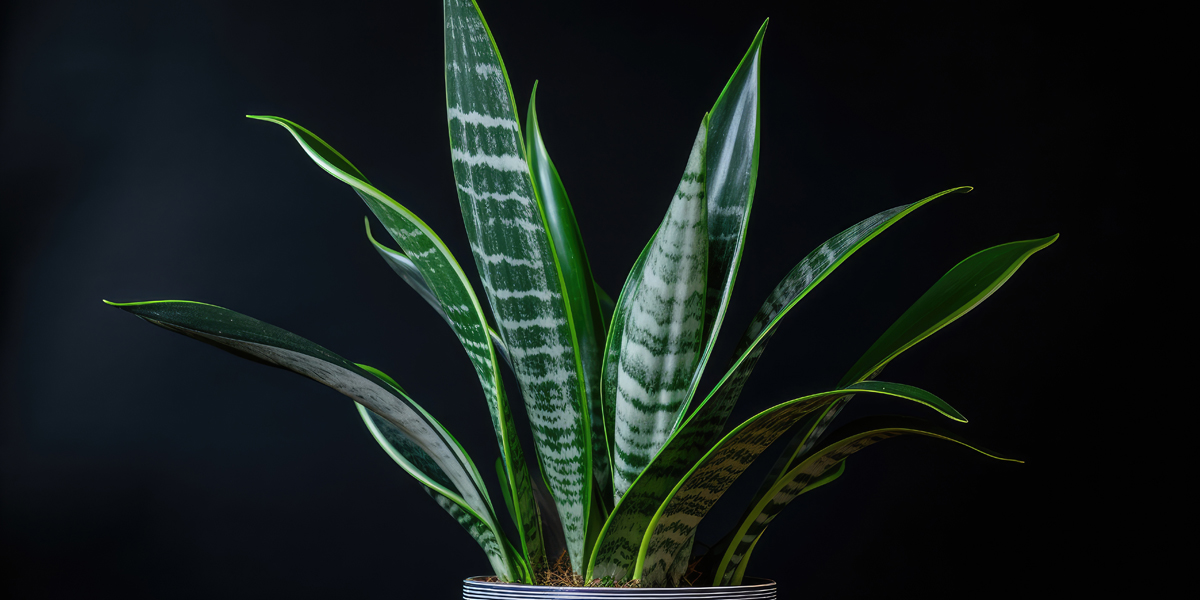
[106,0,1055,595]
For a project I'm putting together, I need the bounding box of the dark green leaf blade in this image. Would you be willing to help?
[444,0,591,571]
[840,235,1060,386]
[633,382,966,585]
[780,235,1059,483]
[526,83,612,510]
[587,380,962,581]
[710,416,1018,586]
[687,19,767,420]
[107,299,520,579]
[356,401,519,578]
[248,114,543,571]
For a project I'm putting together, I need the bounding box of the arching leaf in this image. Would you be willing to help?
[710,416,1018,586]
[635,382,965,585]
[106,299,521,579]
[248,114,543,571]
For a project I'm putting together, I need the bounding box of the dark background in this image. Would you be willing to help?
[1,0,1140,597]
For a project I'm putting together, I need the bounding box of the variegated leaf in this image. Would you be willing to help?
[690,449,845,587]
[526,83,612,510]
[604,119,709,500]
[444,0,591,571]
[780,234,1060,478]
[106,299,520,579]
[357,401,517,578]
[711,416,1018,586]
[587,381,962,581]
[249,115,543,571]
[586,188,967,579]
[635,382,965,585]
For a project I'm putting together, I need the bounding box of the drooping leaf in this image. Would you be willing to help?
[357,401,519,578]
[585,188,968,578]
[710,416,1019,586]
[248,114,543,571]
[587,380,963,581]
[526,82,612,511]
[444,0,591,570]
[603,118,709,500]
[684,19,768,421]
[106,299,521,579]
[781,234,1060,476]
[691,456,845,587]
[635,382,965,585]
[365,219,513,370]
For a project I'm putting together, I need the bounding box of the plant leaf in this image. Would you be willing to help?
[357,400,518,578]
[585,188,967,578]
[603,118,709,500]
[106,299,520,579]
[248,114,544,572]
[710,416,1018,586]
[783,234,1060,476]
[526,82,612,511]
[587,380,961,581]
[684,19,768,421]
[634,382,964,585]
[444,0,591,571]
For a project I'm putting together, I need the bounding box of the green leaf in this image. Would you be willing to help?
[784,234,1059,477]
[106,299,520,579]
[586,189,968,579]
[603,117,709,500]
[841,235,1060,387]
[248,114,543,573]
[356,401,520,578]
[526,82,612,512]
[444,0,591,571]
[685,19,768,421]
[710,416,1019,586]
[634,382,965,585]
[587,380,961,581]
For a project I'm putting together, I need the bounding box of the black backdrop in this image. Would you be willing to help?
[1,0,1138,597]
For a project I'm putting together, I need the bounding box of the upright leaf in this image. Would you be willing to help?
[634,383,965,585]
[526,83,612,509]
[107,300,520,579]
[603,119,709,500]
[683,20,768,421]
[248,115,543,571]
[444,0,591,571]
[710,416,1019,586]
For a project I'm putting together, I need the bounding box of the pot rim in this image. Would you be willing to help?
[463,576,776,591]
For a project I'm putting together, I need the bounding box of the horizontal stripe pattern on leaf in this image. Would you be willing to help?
[445,0,590,572]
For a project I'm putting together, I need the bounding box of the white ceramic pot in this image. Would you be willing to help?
[462,577,776,599]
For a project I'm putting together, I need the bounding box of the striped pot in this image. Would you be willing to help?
[462,577,776,599]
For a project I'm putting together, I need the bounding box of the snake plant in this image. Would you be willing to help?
[105,0,1055,588]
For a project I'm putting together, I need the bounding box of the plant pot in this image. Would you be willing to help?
[463,577,776,599]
